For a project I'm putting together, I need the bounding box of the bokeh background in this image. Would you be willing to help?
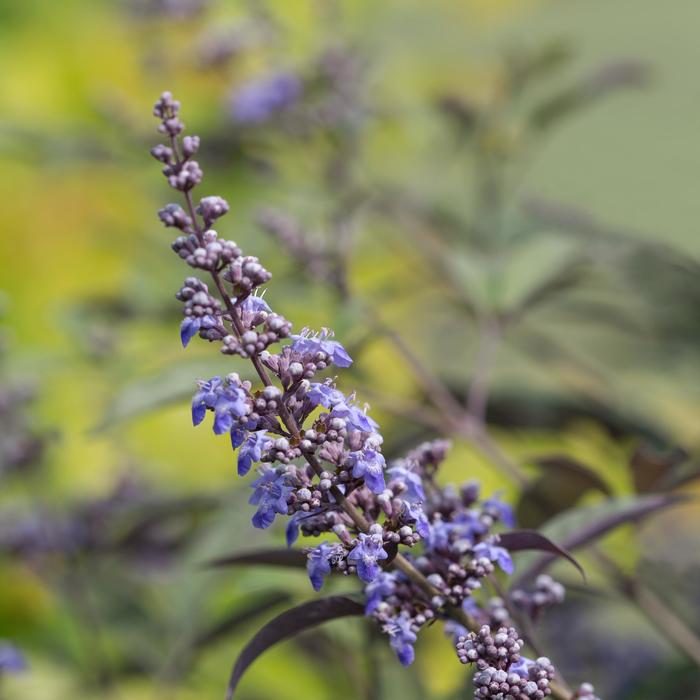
[1,0,700,698]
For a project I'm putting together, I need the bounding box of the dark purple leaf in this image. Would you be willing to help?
[512,494,688,587]
[226,595,364,699]
[205,548,306,569]
[499,530,584,580]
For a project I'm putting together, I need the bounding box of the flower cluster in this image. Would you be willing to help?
[151,94,598,699]
[358,447,522,666]
[152,90,413,588]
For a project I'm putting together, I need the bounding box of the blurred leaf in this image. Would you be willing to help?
[435,95,481,138]
[205,548,306,570]
[499,529,584,580]
[166,590,292,680]
[516,454,612,528]
[193,591,292,651]
[513,493,689,586]
[112,495,220,555]
[629,443,688,493]
[93,358,251,432]
[226,595,364,699]
[505,40,573,93]
[530,61,648,131]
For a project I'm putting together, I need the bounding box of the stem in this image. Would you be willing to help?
[366,305,528,486]
[465,316,501,421]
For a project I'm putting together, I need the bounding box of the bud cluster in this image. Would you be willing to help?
[456,626,556,700]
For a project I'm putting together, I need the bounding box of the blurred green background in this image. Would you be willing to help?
[1,0,699,698]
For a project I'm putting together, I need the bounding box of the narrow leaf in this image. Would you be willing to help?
[499,530,584,580]
[226,595,364,699]
[512,494,688,587]
[205,548,306,570]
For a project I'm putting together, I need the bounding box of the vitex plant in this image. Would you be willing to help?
[148,91,616,700]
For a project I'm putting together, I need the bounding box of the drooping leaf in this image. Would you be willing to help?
[205,548,307,570]
[499,530,584,580]
[512,494,688,587]
[226,595,364,699]
[516,454,612,528]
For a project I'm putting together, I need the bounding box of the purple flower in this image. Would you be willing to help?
[400,500,430,538]
[483,494,516,528]
[180,317,200,347]
[191,375,248,433]
[387,464,425,502]
[306,382,345,408]
[423,519,453,552]
[453,510,489,542]
[306,383,379,433]
[508,656,534,679]
[348,532,387,583]
[306,542,343,591]
[0,642,26,673]
[248,468,292,529]
[290,328,353,368]
[384,613,417,666]
[230,427,247,449]
[286,511,303,547]
[472,542,514,574]
[334,403,379,433]
[237,430,269,476]
[230,72,301,124]
[444,619,469,641]
[462,596,482,618]
[191,376,224,425]
[348,448,386,493]
[364,571,397,614]
[213,389,248,434]
[241,295,271,314]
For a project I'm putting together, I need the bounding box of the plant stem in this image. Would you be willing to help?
[465,316,501,421]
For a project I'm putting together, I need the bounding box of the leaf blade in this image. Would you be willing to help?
[226,595,364,699]
[205,547,307,570]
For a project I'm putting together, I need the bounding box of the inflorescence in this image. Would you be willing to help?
[150,92,598,699]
